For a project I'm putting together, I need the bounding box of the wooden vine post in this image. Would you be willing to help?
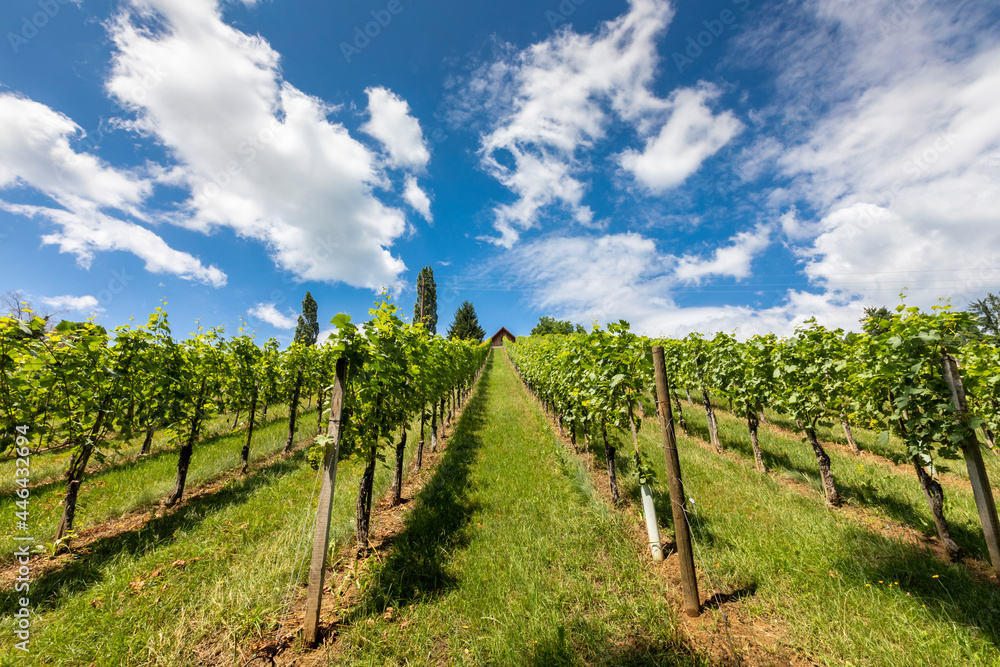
[652,345,701,617]
[941,353,1000,574]
[304,356,348,646]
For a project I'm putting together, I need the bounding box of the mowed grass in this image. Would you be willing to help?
[674,397,996,562]
[0,403,424,666]
[758,402,1000,487]
[0,402,298,495]
[330,350,695,666]
[0,406,319,560]
[591,396,1000,665]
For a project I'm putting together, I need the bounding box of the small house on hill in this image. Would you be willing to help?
[490,327,516,347]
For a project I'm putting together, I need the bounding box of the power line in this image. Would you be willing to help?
[425,284,1000,295]
[432,266,999,282]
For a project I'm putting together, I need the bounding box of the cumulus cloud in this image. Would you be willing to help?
[741,0,1000,310]
[463,0,741,245]
[673,224,771,284]
[510,232,863,339]
[513,233,675,323]
[40,294,102,314]
[3,201,227,286]
[0,91,226,286]
[619,86,742,192]
[0,93,149,210]
[361,87,431,170]
[402,175,432,222]
[248,302,297,329]
[103,0,412,289]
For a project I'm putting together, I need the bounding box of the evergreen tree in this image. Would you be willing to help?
[969,292,1000,341]
[447,301,486,342]
[294,292,319,346]
[860,306,892,336]
[413,267,438,334]
[286,291,318,451]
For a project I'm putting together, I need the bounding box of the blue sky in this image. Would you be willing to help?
[1,0,999,343]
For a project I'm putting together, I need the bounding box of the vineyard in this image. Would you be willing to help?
[507,307,1000,572]
[2,301,1000,665]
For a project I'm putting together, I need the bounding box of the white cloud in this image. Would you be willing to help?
[3,201,227,286]
[673,224,771,284]
[513,233,675,322]
[510,232,865,339]
[0,92,149,210]
[741,0,1000,311]
[40,294,103,314]
[0,92,227,285]
[249,302,297,329]
[105,0,412,289]
[361,87,430,170]
[463,0,741,245]
[619,86,742,192]
[402,175,432,222]
[466,0,672,245]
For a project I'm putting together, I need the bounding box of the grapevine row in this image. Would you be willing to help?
[508,305,1000,572]
[0,296,487,550]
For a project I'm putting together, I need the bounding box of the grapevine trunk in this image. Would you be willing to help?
[805,425,840,507]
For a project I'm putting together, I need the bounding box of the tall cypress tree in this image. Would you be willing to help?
[413,267,438,334]
[294,292,319,346]
[286,291,318,452]
[447,301,485,342]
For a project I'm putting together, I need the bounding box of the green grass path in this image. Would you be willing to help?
[333,350,695,666]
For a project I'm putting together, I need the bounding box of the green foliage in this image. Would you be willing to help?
[324,294,488,464]
[959,340,1000,444]
[857,304,982,467]
[861,306,893,336]
[714,332,778,420]
[772,320,853,430]
[509,320,653,469]
[530,316,584,336]
[447,301,486,342]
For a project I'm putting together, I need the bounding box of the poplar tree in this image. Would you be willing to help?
[285,291,318,452]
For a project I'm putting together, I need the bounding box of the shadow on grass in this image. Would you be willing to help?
[525,621,701,667]
[715,423,992,560]
[348,356,493,618]
[0,449,308,615]
[836,522,1000,650]
[4,409,305,502]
